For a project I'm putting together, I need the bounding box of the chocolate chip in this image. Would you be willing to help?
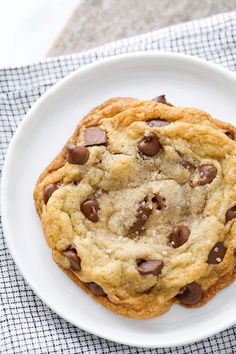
[198,164,217,185]
[138,132,161,156]
[66,144,89,164]
[63,247,81,271]
[84,127,107,146]
[152,195,166,210]
[225,130,235,140]
[147,119,170,127]
[152,94,173,106]
[88,282,106,296]
[207,242,226,264]
[43,184,58,204]
[176,149,183,157]
[128,202,152,233]
[180,160,194,170]
[170,225,190,248]
[178,282,203,305]
[225,205,236,223]
[137,260,163,275]
[81,198,99,222]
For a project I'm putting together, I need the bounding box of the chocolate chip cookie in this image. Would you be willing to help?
[34,96,236,318]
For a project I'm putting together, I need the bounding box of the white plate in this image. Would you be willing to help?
[2,52,236,348]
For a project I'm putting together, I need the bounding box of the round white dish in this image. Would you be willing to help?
[2,52,236,348]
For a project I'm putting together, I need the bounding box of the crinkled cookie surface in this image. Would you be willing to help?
[34,96,236,318]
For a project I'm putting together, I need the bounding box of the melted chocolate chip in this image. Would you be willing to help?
[84,127,107,146]
[138,132,161,156]
[170,225,190,248]
[152,195,166,210]
[43,184,58,204]
[225,205,236,223]
[178,282,203,305]
[66,144,89,164]
[180,160,194,170]
[198,164,217,185]
[81,198,99,222]
[225,130,235,140]
[176,149,183,157]
[207,242,226,264]
[137,260,163,275]
[147,119,170,127]
[128,202,152,233]
[88,282,106,296]
[63,247,81,271]
[152,94,173,106]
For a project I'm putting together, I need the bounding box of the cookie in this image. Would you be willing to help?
[34,96,236,319]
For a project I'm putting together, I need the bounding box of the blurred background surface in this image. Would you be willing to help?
[1,0,235,67]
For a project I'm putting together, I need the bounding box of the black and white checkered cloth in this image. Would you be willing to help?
[1,11,236,354]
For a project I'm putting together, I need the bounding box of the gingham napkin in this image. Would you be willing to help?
[1,11,236,354]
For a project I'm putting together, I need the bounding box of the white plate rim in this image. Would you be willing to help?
[2,51,236,348]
